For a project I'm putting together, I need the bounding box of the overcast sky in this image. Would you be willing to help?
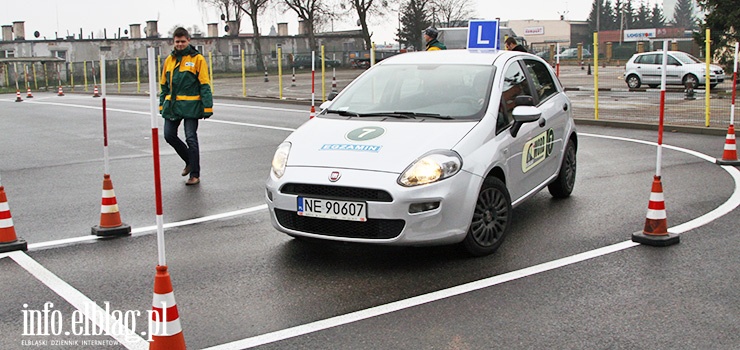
[0,0,642,44]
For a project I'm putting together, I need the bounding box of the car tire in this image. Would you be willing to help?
[683,74,699,89]
[462,177,511,256]
[710,83,718,89]
[548,138,577,198]
[626,74,641,89]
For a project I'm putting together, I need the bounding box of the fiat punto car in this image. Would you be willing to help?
[266,50,577,256]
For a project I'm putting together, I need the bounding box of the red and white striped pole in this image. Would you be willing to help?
[717,42,739,165]
[147,47,186,349]
[556,43,560,77]
[632,41,679,246]
[91,55,131,236]
[147,47,166,266]
[310,51,316,119]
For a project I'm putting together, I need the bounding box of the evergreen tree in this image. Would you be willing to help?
[673,0,697,29]
[634,1,651,29]
[587,0,618,32]
[650,2,666,28]
[696,0,740,66]
[397,0,431,50]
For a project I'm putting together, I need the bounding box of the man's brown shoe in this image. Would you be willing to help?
[186,177,200,186]
[181,165,191,176]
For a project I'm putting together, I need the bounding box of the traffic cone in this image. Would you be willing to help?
[57,86,65,96]
[309,105,316,119]
[26,87,34,98]
[0,186,27,253]
[91,174,131,236]
[716,124,740,165]
[632,176,679,246]
[149,265,186,350]
[14,90,23,102]
[92,85,100,97]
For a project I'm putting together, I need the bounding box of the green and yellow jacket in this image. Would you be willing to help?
[159,45,213,120]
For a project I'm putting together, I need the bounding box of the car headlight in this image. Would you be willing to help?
[398,150,462,187]
[271,142,291,178]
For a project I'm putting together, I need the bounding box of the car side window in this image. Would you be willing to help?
[667,55,680,65]
[524,59,557,103]
[497,61,530,133]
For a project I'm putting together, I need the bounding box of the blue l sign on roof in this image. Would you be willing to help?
[467,20,499,50]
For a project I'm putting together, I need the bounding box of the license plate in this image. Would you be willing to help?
[297,196,367,222]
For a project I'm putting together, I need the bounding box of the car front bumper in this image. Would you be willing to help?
[265,167,482,246]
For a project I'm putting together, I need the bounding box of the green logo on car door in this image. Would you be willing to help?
[346,126,385,141]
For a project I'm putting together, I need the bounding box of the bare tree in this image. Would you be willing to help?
[431,0,474,27]
[283,0,333,52]
[343,0,395,50]
[237,0,272,72]
[201,0,246,35]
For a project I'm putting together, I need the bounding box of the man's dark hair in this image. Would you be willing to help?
[173,27,190,39]
[505,37,517,46]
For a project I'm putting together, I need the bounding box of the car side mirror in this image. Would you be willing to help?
[327,91,338,101]
[510,105,542,137]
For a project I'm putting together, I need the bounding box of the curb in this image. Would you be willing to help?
[574,118,727,136]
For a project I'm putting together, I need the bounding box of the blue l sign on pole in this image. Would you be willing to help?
[467,20,499,50]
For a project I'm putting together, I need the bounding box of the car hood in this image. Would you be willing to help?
[684,63,724,72]
[284,117,477,173]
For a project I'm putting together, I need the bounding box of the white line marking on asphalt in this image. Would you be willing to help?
[26,204,269,251]
[203,133,740,350]
[8,251,149,350]
[9,99,300,132]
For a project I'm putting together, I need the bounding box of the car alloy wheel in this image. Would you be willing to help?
[626,75,641,89]
[462,177,511,256]
[683,74,698,89]
[548,139,576,198]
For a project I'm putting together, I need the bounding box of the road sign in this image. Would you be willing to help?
[467,20,499,50]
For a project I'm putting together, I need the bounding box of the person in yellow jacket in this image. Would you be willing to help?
[160,27,213,186]
[424,27,446,51]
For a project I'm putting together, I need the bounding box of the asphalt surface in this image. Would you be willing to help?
[0,92,738,350]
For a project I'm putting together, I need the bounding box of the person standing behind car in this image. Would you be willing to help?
[160,27,213,186]
[424,27,446,51]
[504,37,527,52]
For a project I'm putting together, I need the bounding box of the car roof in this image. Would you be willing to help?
[378,49,526,66]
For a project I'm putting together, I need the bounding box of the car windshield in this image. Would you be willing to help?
[324,64,494,120]
[672,52,702,64]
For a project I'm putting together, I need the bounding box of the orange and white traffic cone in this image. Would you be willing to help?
[26,87,34,98]
[309,105,316,119]
[149,265,186,350]
[57,86,65,96]
[632,176,679,246]
[716,124,740,165]
[14,90,23,102]
[0,186,27,253]
[92,85,100,97]
[91,174,131,236]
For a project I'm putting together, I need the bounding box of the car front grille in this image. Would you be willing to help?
[275,209,405,239]
[280,183,393,202]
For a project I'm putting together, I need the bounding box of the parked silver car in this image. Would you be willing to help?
[624,51,725,89]
[266,50,578,256]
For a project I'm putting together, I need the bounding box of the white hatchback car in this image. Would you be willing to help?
[624,50,725,89]
[266,50,577,256]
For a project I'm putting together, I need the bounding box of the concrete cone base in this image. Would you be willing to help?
[631,232,680,246]
[91,224,132,237]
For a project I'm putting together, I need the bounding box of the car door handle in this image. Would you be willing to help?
[539,118,546,127]
[563,104,568,111]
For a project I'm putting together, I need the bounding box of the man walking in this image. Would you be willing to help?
[160,27,213,186]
